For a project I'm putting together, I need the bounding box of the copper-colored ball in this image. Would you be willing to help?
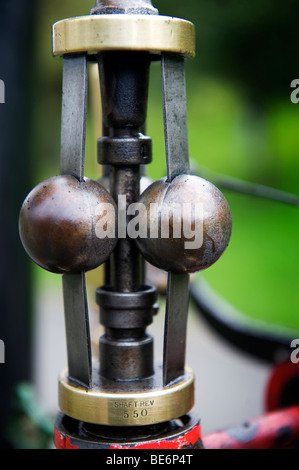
[135,174,232,274]
[19,175,117,274]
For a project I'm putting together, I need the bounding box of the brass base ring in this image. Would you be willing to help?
[58,366,194,427]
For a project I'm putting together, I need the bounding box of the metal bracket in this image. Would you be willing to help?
[161,53,190,386]
[60,54,92,388]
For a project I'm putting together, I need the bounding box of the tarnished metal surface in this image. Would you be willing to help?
[99,334,154,380]
[160,53,190,385]
[19,175,117,274]
[91,0,158,15]
[62,274,92,387]
[18,174,117,389]
[136,175,232,274]
[162,54,190,181]
[58,53,117,389]
[136,173,231,386]
[96,285,157,329]
[98,134,152,166]
[98,52,150,130]
[110,165,142,293]
[60,55,87,182]
[163,273,190,385]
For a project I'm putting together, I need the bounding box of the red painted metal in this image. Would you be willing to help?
[202,406,299,449]
[265,361,299,412]
[54,407,299,449]
[54,418,202,450]
[109,425,201,449]
[54,427,79,449]
[53,415,202,449]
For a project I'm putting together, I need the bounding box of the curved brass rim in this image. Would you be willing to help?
[58,367,194,426]
[52,15,195,58]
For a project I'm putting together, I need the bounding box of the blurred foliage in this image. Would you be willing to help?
[159,0,299,105]
[5,383,53,449]
[29,0,299,331]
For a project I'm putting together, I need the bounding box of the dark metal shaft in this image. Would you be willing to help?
[97,51,156,381]
[91,0,158,15]
[98,50,150,293]
[110,165,142,292]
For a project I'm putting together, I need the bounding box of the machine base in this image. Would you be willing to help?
[54,412,203,449]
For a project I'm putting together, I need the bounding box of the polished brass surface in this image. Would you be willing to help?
[58,366,194,426]
[52,15,195,57]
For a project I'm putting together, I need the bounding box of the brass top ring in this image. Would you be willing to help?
[52,15,195,58]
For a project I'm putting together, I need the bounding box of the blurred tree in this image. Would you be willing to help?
[158,0,299,107]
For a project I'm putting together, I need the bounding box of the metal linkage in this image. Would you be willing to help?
[60,54,92,388]
[162,54,190,182]
[62,273,91,387]
[60,55,87,182]
[161,53,190,386]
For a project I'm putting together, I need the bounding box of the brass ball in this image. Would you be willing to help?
[135,174,232,274]
[19,175,117,274]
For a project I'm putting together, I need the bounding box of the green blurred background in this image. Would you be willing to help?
[30,0,299,332]
[1,0,299,448]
